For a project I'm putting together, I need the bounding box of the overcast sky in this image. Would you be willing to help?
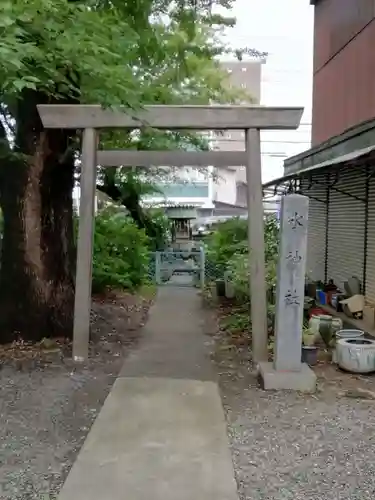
[226,0,314,182]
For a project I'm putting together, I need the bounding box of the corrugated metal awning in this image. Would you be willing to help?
[263,144,375,190]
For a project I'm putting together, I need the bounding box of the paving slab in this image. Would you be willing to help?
[58,377,238,500]
[119,286,215,381]
[58,287,238,500]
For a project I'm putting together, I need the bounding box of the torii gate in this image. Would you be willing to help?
[37,104,303,364]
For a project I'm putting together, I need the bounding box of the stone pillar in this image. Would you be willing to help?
[73,128,97,362]
[245,128,268,364]
[258,194,317,392]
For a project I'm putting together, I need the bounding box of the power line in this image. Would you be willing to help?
[263,141,311,144]
[215,139,311,144]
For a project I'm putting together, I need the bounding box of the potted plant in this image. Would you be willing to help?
[301,325,318,366]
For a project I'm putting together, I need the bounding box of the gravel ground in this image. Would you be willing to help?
[205,307,375,500]
[0,291,153,500]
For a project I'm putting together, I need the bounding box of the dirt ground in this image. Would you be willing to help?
[206,303,375,500]
[0,290,154,500]
[3,289,375,500]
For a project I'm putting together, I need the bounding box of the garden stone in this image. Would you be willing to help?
[258,194,317,393]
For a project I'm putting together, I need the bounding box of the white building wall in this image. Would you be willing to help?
[143,196,213,209]
[142,166,214,209]
[175,166,207,182]
[213,168,237,206]
[73,185,98,214]
[213,60,262,205]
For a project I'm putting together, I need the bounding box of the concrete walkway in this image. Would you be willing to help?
[58,287,239,500]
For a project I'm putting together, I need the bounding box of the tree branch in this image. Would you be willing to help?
[96,182,122,203]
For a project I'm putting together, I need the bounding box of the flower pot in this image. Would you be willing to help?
[309,314,343,346]
[332,330,364,364]
[309,307,325,318]
[336,329,364,340]
[331,317,343,334]
[302,328,316,346]
[336,338,375,373]
[301,346,318,366]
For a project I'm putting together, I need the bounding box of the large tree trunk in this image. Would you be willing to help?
[0,97,76,344]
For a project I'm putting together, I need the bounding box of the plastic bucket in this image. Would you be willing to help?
[336,329,364,340]
[301,346,318,366]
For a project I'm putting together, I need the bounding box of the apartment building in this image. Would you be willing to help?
[213,60,262,208]
[144,59,264,219]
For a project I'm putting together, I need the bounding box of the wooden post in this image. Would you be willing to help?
[73,128,97,362]
[245,128,269,364]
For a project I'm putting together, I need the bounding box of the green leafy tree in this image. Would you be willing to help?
[95,13,249,237]
[0,0,264,342]
[0,0,145,342]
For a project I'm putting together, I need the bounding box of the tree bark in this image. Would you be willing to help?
[0,97,76,344]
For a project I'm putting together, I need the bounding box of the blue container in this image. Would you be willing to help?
[317,290,326,305]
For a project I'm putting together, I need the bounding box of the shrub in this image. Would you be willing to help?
[264,214,279,261]
[205,215,280,337]
[205,218,248,278]
[228,252,278,304]
[92,209,150,293]
[204,215,279,280]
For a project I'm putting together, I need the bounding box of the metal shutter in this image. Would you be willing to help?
[300,176,327,283]
[365,175,375,304]
[327,166,366,291]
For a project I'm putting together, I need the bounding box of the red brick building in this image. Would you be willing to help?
[311,0,375,145]
[263,0,375,318]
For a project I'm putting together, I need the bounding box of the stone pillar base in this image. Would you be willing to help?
[258,362,317,393]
